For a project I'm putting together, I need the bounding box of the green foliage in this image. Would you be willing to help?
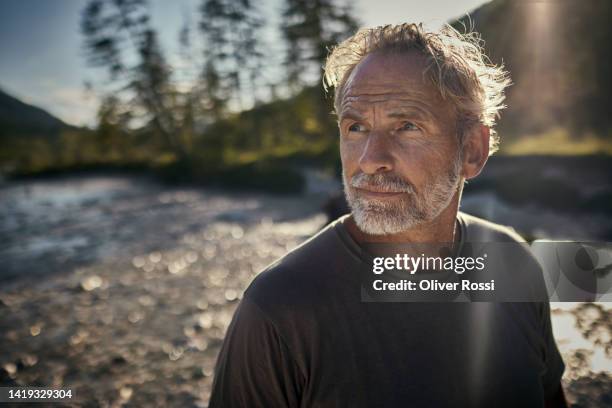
[198,86,337,157]
[501,128,612,156]
[1,81,340,194]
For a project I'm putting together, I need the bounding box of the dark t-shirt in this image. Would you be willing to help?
[208,212,565,408]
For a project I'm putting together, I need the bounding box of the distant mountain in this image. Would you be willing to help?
[0,88,71,138]
[451,0,612,137]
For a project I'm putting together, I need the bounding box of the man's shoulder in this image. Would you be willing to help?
[458,211,526,243]
[243,216,350,310]
[459,212,549,301]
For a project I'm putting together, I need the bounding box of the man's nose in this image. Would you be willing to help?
[358,131,394,174]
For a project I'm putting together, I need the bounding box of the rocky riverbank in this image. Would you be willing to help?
[0,174,610,407]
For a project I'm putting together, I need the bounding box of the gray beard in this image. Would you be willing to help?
[343,155,462,235]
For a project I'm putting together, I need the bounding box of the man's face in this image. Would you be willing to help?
[339,51,463,235]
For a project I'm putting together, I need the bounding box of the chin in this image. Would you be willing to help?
[352,206,425,235]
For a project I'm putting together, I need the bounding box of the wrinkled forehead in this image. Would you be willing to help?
[345,51,428,86]
[339,51,451,115]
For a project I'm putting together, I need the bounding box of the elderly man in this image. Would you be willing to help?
[209,24,566,407]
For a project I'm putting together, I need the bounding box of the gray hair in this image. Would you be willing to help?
[324,23,511,154]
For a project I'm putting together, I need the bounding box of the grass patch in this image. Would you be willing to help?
[501,128,612,156]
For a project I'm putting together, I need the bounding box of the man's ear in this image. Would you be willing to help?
[461,124,490,180]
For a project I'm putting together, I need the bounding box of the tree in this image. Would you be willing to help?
[81,0,188,159]
[96,95,130,161]
[199,0,266,112]
[281,0,359,143]
[281,0,359,90]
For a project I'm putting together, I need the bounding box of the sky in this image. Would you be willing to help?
[0,0,487,127]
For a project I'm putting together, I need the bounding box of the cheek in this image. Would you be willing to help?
[339,139,361,173]
[394,137,441,165]
[394,138,456,183]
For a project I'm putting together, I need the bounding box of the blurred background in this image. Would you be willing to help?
[0,0,610,406]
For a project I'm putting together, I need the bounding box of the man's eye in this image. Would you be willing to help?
[348,123,367,132]
[398,122,419,132]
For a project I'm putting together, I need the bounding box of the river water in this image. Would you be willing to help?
[0,174,610,406]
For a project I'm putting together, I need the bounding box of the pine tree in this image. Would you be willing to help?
[199,0,266,112]
[281,0,359,90]
[280,0,360,141]
[81,0,187,159]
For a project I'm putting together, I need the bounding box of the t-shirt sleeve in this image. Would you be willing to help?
[208,295,304,408]
[539,301,565,399]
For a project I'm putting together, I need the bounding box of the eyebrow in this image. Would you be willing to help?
[387,109,434,122]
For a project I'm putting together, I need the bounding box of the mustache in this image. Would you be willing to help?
[350,172,415,193]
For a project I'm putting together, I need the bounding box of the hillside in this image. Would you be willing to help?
[0,88,70,138]
[451,0,612,139]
